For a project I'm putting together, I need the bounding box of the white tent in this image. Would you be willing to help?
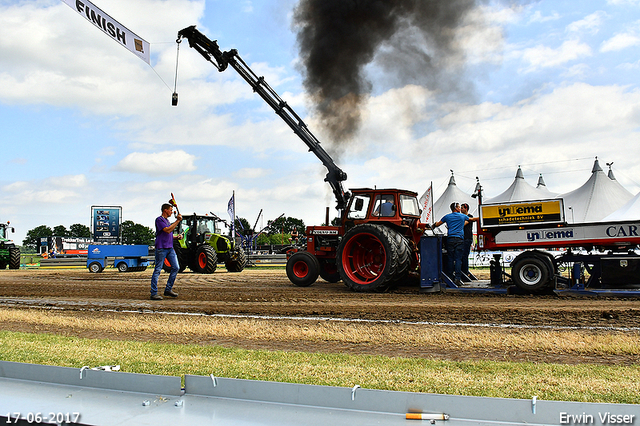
[433,173,476,223]
[558,158,634,223]
[485,166,544,203]
[602,191,640,221]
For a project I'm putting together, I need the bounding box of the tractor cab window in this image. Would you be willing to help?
[399,194,420,216]
[372,194,396,217]
[347,194,371,220]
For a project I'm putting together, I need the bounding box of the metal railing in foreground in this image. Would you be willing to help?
[0,360,637,426]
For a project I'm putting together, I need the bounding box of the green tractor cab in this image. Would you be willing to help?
[0,222,20,270]
[164,214,247,274]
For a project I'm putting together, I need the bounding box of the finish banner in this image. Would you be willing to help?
[480,199,564,227]
[61,0,150,64]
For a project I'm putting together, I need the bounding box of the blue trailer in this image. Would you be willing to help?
[87,245,150,273]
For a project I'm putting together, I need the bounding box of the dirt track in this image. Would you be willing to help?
[1,268,638,326]
[0,268,639,364]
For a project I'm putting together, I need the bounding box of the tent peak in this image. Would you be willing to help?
[592,157,603,173]
[537,173,547,188]
[606,162,617,180]
[515,166,524,179]
[448,170,457,186]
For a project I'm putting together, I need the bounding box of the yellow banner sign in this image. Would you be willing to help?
[481,199,564,227]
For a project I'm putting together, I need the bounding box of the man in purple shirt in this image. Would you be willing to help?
[150,203,182,300]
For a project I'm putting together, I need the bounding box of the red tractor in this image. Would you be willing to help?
[287,189,425,292]
[178,26,426,291]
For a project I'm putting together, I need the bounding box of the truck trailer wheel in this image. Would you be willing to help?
[286,251,320,287]
[9,247,20,269]
[88,262,103,273]
[195,245,217,274]
[511,254,552,292]
[337,224,400,292]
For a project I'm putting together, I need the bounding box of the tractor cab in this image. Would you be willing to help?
[344,189,423,240]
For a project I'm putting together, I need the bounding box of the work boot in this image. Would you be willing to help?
[164,290,178,298]
[150,294,163,300]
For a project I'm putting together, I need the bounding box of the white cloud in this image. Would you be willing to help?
[529,10,561,24]
[114,150,198,175]
[601,31,640,52]
[519,39,592,71]
[566,11,607,34]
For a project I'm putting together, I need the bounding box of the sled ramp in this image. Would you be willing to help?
[0,361,637,426]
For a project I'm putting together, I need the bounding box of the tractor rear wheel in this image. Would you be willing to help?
[9,247,20,270]
[336,224,400,292]
[194,245,217,274]
[225,249,247,272]
[286,251,320,287]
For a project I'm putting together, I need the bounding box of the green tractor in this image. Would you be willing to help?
[165,213,247,273]
[0,222,20,270]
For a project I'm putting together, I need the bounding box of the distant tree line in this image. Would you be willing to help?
[21,221,155,250]
[21,215,310,250]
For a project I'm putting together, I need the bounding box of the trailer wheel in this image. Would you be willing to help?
[88,262,103,273]
[117,262,128,272]
[225,248,247,272]
[511,254,552,292]
[9,247,20,269]
[194,245,217,274]
[286,251,320,287]
[337,224,400,292]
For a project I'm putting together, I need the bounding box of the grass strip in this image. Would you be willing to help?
[0,330,638,404]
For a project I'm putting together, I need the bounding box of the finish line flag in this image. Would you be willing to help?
[61,0,150,64]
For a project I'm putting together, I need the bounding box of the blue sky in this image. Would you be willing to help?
[1,0,640,244]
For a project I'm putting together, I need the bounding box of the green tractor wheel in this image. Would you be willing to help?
[225,248,247,272]
[8,247,20,270]
[195,245,217,274]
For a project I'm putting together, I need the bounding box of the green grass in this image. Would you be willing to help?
[0,330,638,404]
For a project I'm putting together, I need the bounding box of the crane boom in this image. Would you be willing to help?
[177,25,349,210]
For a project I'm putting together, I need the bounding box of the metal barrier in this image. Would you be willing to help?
[0,361,636,426]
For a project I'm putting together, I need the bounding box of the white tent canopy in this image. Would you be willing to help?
[485,167,546,203]
[558,158,634,223]
[602,191,640,221]
[432,173,476,230]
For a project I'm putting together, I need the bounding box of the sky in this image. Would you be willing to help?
[1,0,640,245]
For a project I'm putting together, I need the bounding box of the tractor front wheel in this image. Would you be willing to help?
[319,259,341,283]
[195,245,217,274]
[9,247,20,270]
[337,224,400,292]
[286,251,320,287]
[225,249,247,272]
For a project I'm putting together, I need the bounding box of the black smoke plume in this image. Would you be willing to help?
[293,0,485,143]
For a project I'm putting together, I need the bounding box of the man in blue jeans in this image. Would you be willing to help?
[433,202,470,286]
[150,203,182,300]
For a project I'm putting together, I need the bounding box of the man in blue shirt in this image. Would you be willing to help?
[150,203,182,300]
[433,202,469,285]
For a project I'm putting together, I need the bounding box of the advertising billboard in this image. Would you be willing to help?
[480,199,564,227]
[91,206,122,243]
